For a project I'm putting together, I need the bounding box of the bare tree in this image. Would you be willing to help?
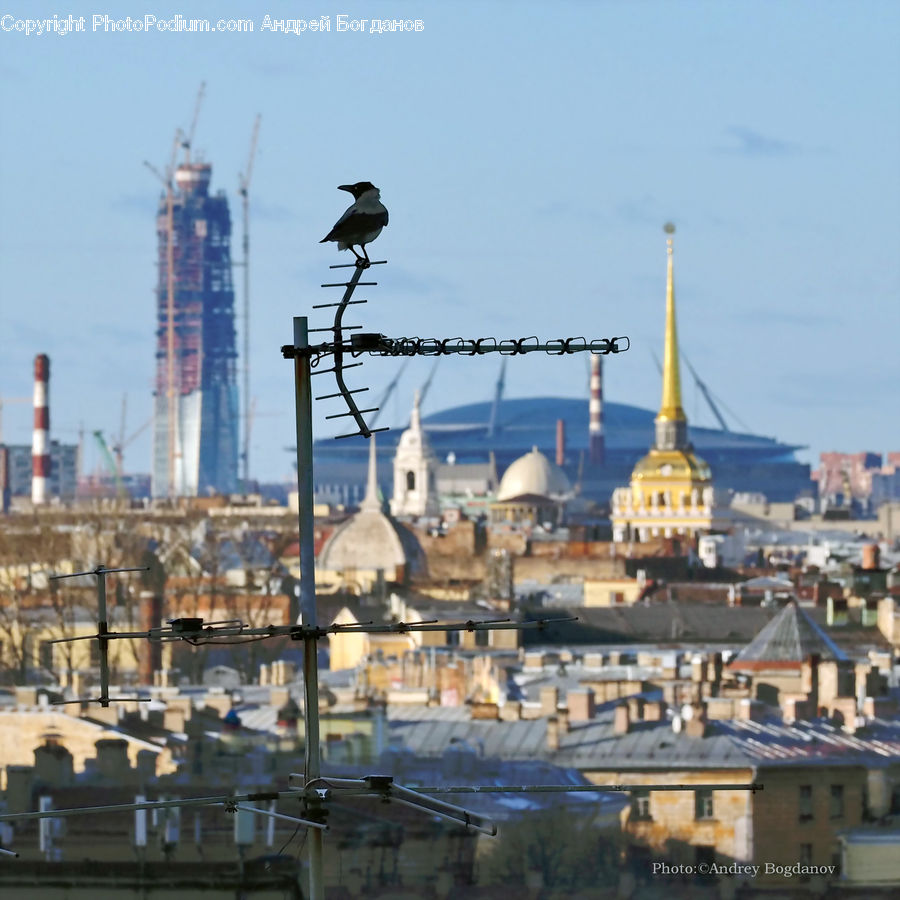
[0,519,70,684]
[480,806,619,892]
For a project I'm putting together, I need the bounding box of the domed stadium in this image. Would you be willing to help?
[312,395,809,508]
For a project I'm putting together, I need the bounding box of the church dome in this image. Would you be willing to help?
[496,447,571,502]
[318,508,426,575]
[320,433,428,579]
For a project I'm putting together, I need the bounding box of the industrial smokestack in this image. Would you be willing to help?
[32,354,50,505]
[556,418,566,467]
[589,354,605,465]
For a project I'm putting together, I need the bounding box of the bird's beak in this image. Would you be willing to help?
[338,184,354,193]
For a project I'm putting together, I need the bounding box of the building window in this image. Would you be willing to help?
[406,471,416,491]
[830,785,844,819]
[799,785,813,822]
[695,788,714,820]
[474,628,489,648]
[631,789,651,821]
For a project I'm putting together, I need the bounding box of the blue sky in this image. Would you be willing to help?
[1,1,898,485]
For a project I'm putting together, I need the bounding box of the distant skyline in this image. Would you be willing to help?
[1,1,898,486]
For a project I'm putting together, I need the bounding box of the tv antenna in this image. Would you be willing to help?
[1,235,763,898]
[48,566,150,707]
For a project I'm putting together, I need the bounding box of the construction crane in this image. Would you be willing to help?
[92,430,127,498]
[487,358,507,439]
[681,353,729,432]
[418,358,440,409]
[238,114,261,491]
[368,358,410,428]
[181,81,205,164]
[650,349,750,433]
[0,396,29,444]
[110,395,152,479]
[145,128,183,497]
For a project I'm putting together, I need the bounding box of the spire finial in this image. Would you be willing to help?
[658,223,686,425]
[360,434,381,512]
[410,388,422,430]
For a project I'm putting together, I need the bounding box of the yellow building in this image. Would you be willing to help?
[584,576,644,607]
[612,225,729,543]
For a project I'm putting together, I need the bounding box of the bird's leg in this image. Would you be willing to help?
[351,246,370,269]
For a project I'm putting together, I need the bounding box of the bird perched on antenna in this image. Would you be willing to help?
[320,182,388,265]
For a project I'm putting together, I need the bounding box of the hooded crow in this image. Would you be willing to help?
[320,181,389,263]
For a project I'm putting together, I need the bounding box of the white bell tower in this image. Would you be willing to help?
[391,390,439,518]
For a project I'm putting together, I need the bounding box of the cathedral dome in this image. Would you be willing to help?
[496,447,571,501]
[320,433,427,581]
[317,509,426,577]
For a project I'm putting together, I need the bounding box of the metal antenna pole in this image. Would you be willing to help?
[291,316,324,900]
[96,571,111,706]
[49,565,149,707]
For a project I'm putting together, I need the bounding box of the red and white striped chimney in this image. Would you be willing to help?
[589,354,605,465]
[32,354,50,505]
[556,418,566,467]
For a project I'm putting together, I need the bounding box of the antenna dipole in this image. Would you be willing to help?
[48,565,149,707]
[276,254,632,900]
[0,248,764,895]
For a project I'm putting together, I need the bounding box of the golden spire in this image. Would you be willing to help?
[658,222,686,423]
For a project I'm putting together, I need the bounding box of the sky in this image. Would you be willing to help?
[1,1,898,487]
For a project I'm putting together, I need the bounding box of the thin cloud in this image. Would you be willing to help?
[728,308,843,329]
[719,126,799,157]
[112,193,158,216]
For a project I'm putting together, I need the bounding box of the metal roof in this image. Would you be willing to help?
[386,703,900,772]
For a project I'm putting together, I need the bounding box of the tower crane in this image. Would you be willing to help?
[238,114,261,491]
[181,81,206,164]
[93,430,127,498]
[650,349,750,433]
[110,395,152,479]
[487,358,507,439]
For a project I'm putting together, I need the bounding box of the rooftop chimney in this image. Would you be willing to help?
[862,543,880,570]
[614,702,631,734]
[568,688,596,722]
[32,354,50,505]
[139,591,163,685]
[539,685,559,717]
[546,716,560,752]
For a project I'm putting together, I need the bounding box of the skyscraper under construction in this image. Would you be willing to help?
[152,161,238,497]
